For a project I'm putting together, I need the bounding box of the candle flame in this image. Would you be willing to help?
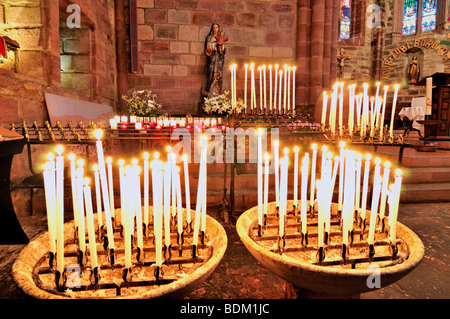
[375,157,381,165]
[77,158,84,167]
[93,164,99,172]
[366,154,372,161]
[56,145,63,156]
[294,146,299,153]
[43,162,52,171]
[68,153,75,161]
[322,145,327,152]
[312,143,317,150]
[94,129,103,141]
[274,140,279,147]
[339,141,345,148]
[395,168,402,177]
[143,152,149,160]
[47,153,55,161]
[356,153,363,161]
[283,148,289,155]
[83,177,90,187]
[264,153,270,161]
[326,152,333,160]
[182,154,188,162]
[335,156,340,161]
[154,152,159,159]
[166,146,172,153]
[385,161,391,169]
[132,158,138,166]
[106,157,112,164]
[118,159,124,167]
[257,128,263,136]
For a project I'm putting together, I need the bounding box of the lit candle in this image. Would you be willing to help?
[348,84,355,136]
[93,164,103,230]
[279,70,283,113]
[338,141,345,213]
[293,146,299,210]
[133,163,144,255]
[279,156,288,239]
[259,66,263,113]
[193,135,207,247]
[94,129,115,252]
[182,154,191,226]
[368,169,382,245]
[339,82,344,136]
[283,65,287,113]
[106,157,115,221]
[244,64,248,111]
[264,153,270,219]
[257,129,263,227]
[69,154,79,237]
[321,92,328,128]
[124,166,133,269]
[174,166,183,237]
[360,154,371,221]
[388,169,402,243]
[263,65,267,113]
[370,97,375,137]
[320,145,328,181]
[274,140,280,208]
[76,159,86,255]
[380,86,388,140]
[354,153,362,214]
[301,155,309,235]
[250,63,255,111]
[317,180,324,247]
[329,83,338,134]
[55,145,65,275]
[274,64,278,111]
[287,66,291,113]
[310,143,317,211]
[356,93,362,129]
[269,65,273,112]
[118,159,125,228]
[151,155,163,267]
[379,161,391,221]
[389,84,400,139]
[143,153,149,229]
[83,178,98,270]
[292,66,296,114]
[43,161,56,258]
[163,162,171,249]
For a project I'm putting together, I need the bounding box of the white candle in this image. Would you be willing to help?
[320,145,327,181]
[348,85,355,136]
[339,82,344,136]
[380,86,388,139]
[379,161,391,220]
[293,146,299,209]
[388,169,402,243]
[360,154,371,220]
[124,166,133,269]
[43,161,56,255]
[292,66,296,114]
[269,65,273,112]
[151,156,163,267]
[106,157,115,221]
[94,129,115,251]
[338,141,345,212]
[250,63,255,111]
[244,64,248,111]
[134,164,144,252]
[76,159,86,253]
[279,156,288,239]
[301,155,309,234]
[143,153,149,228]
[263,65,267,113]
[354,154,362,213]
[264,153,269,218]
[274,140,280,207]
[287,66,291,112]
[182,154,191,225]
[118,159,125,228]
[317,180,324,247]
[389,84,400,139]
[55,145,65,274]
[69,154,79,235]
[83,178,98,269]
[283,65,287,113]
[356,93,362,128]
[259,66,263,113]
[321,92,328,128]
[279,70,283,113]
[368,168,382,245]
[163,162,171,248]
[274,64,278,111]
[174,166,183,236]
[310,144,317,211]
[257,129,263,227]
[193,135,207,246]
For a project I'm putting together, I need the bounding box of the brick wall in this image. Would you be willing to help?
[126,0,298,114]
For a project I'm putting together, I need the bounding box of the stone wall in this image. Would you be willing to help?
[126,0,299,114]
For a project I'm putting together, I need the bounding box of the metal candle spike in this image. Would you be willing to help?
[278,235,285,254]
[90,266,101,286]
[122,267,132,282]
[164,244,172,261]
[177,232,184,257]
[55,269,67,292]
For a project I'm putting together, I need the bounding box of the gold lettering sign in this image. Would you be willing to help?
[383,38,449,79]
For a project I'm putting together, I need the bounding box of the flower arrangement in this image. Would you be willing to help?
[203,91,245,116]
[122,90,162,117]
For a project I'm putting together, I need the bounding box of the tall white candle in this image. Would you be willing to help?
[274,140,280,207]
[264,153,269,218]
[106,157,115,221]
[69,154,79,236]
[244,64,248,111]
[55,145,65,274]
[257,129,263,227]
[293,146,299,209]
[283,65,287,113]
[339,88,343,136]
[259,66,263,113]
[118,159,125,228]
[379,161,391,220]
[292,66,296,114]
[279,70,283,113]
[274,64,278,111]
[301,155,309,234]
[354,153,362,213]
[348,84,355,136]
[360,154,371,220]
[250,63,255,111]
[287,66,291,112]
[173,166,183,236]
[317,180,324,247]
[321,92,328,128]
[43,161,56,255]
[263,65,267,113]
[151,156,163,267]
[134,164,144,252]
[124,166,133,269]
[389,84,400,139]
[310,144,317,211]
[269,65,273,112]
[338,141,345,212]
[76,159,86,253]
[182,154,191,225]
[368,168,382,245]
[279,156,288,239]
[93,165,103,230]
[380,86,388,139]
[143,153,149,228]
[83,178,98,269]
[388,169,402,243]
[163,162,171,248]
[94,129,115,251]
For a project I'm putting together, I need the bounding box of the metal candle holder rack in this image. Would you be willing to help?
[34,209,210,297]
[250,203,405,268]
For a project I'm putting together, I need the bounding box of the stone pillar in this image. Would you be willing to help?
[115,0,128,113]
[295,0,310,110]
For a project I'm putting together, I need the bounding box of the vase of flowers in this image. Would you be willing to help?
[203,91,245,116]
[122,90,162,118]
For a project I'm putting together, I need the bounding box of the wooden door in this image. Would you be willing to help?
[436,87,450,137]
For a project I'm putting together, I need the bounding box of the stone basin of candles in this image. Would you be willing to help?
[237,201,424,298]
[13,207,227,299]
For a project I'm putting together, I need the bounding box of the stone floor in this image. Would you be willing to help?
[0,202,449,299]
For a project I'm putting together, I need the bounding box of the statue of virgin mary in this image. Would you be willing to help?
[204,23,226,98]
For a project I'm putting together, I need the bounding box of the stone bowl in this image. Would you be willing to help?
[236,201,424,297]
[12,208,227,299]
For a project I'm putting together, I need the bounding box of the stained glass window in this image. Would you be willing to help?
[402,0,418,36]
[421,0,437,32]
[340,0,351,39]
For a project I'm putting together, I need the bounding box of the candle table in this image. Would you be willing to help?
[12,207,227,299]
[237,200,424,298]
